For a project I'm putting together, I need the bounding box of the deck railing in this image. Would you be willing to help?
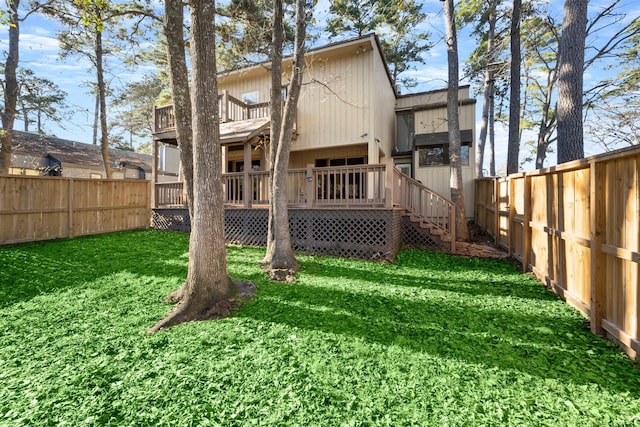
[154,91,272,134]
[313,164,386,206]
[155,164,388,209]
[154,105,175,133]
[391,168,456,250]
[154,164,455,249]
[154,181,185,207]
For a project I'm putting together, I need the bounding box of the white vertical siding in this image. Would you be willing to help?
[413,165,476,219]
[371,46,397,160]
[411,96,476,218]
[295,50,371,150]
[218,40,381,155]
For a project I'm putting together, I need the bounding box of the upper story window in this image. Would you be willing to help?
[241,91,259,105]
[415,129,473,167]
[418,143,470,167]
[269,85,288,100]
[396,112,414,154]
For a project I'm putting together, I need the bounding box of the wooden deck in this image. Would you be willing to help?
[153,163,457,253]
[155,164,390,209]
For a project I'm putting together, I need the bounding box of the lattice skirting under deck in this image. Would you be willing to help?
[153,208,443,261]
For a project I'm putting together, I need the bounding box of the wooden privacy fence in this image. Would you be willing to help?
[0,175,150,245]
[475,146,640,357]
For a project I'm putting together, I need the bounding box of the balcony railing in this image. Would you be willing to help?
[154,90,272,135]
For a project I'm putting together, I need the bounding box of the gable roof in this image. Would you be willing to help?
[218,33,398,98]
[9,130,152,172]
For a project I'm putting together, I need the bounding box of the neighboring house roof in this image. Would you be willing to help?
[9,130,152,173]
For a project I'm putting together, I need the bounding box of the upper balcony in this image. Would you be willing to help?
[153,90,272,138]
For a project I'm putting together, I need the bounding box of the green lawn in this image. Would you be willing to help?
[1,230,639,426]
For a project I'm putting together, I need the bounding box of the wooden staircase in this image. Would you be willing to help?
[391,168,456,253]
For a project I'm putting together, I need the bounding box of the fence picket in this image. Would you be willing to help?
[475,146,640,358]
[0,175,150,245]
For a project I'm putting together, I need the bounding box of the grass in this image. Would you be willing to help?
[1,230,639,426]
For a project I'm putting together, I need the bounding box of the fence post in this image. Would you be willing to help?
[67,178,74,238]
[508,176,516,257]
[306,164,314,208]
[522,174,532,272]
[493,177,499,245]
[590,159,606,335]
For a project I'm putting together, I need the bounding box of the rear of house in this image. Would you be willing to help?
[152,33,476,216]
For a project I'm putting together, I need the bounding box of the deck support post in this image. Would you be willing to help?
[385,158,395,208]
[221,90,229,123]
[243,142,251,208]
[152,139,159,209]
[306,164,314,208]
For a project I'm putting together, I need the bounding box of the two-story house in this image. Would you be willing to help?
[152,34,476,260]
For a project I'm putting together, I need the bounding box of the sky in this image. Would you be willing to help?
[1,0,638,173]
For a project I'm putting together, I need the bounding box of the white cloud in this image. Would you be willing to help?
[17,33,60,52]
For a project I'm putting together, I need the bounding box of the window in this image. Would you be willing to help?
[396,112,414,153]
[394,161,412,178]
[269,85,288,100]
[418,144,470,167]
[315,156,365,167]
[241,91,259,105]
[315,156,367,199]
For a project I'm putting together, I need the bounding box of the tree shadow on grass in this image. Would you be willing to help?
[298,255,555,303]
[0,230,191,308]
[237,260,640,395]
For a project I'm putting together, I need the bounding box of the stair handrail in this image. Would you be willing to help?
[392,167,456,252]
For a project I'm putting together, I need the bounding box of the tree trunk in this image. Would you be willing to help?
[262,0,306,281]
[443,0,468,242]
[488,91,496,176]
[506,0,521,175]
[21,100,29,132]
[475,0,497,179]
[95,29,112,179]
[164,0,194,220]
[557,0,587,164]
[0,0,20,174]
[148,0,254,333]
[93,92,99,145]
[263,0,284,264]
[476,70,490,179]
[476,0,496,178]
[535,66,558,169]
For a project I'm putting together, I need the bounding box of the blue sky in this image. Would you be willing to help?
[2,0,639,173]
